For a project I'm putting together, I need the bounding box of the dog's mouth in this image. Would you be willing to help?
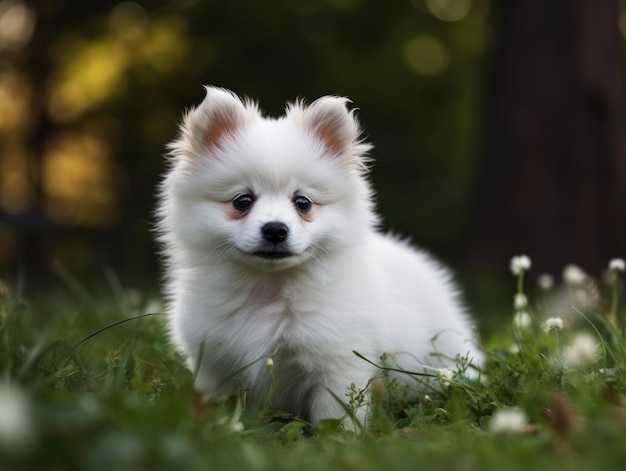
[253,251,294,260]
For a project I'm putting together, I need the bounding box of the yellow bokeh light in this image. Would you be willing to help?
[47,39,129,122]
[0,0,36,51]
[0,146,33,213]
[0,66,32,134]
[47,14,189,122]
[426,0,472,22]
[140,18,189,75]
[403,35,449,76]
[42,130,123,228]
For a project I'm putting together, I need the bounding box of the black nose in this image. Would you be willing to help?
[261,222,289,245]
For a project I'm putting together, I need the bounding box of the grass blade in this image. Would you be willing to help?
[352,350,435,378]
[72,312,161,349]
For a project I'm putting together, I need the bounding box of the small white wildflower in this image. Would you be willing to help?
[542,317,564,333]
[508,344,520,355]
[436,368,454,384]
[609,258,625,273]
[490,407,528,434]
[510,255,531,276]
[513,293,528,310]
[537,274,554,291]
[563,332,599,368]
[230,421,245,433]
[266,357,274,369]
[599,368,617,380]
[143,298,163,315]
[0,383,34,452]
[563,264,587,285]
[513,311,532,329]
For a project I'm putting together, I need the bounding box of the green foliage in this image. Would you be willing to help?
[1,262,626,469]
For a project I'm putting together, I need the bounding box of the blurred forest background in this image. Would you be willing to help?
[0,0,625,301]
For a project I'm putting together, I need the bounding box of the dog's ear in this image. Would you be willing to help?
[185,86,248,153]
[297,97,363,158]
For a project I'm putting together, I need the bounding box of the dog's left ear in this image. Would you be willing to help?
[296,97,363,158]
[189,86,249,153]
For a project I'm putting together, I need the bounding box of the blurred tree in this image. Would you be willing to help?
[470,0,626,275]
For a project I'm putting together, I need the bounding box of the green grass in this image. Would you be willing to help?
[1,261,626,470]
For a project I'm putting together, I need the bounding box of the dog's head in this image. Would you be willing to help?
[159,86,376,271]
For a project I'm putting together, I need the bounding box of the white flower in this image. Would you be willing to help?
[563,332,599,368]
[266,357,274,369]
[513,293,528,310]
[143,299,163,315]
[230,421,245,432]
[563,264,587,285]
[0,383,34,452]
[599,368,617,379]
[510,255,531,276]
[490,407,528,434]
[609,258,625,273]
[542,317,564,333]
[436,368,454,384]
[513,311,532,329]
[537,274,554,291]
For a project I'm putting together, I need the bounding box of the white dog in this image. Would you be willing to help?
[157,86,481,426]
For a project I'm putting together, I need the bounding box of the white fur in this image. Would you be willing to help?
[157,86,482,425]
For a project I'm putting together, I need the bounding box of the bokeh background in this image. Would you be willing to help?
[0,0,625,309]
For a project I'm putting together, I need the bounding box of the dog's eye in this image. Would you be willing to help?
[293,195,312,213]
[232,194,254,212]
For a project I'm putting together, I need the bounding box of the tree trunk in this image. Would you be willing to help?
[470,0,626,276]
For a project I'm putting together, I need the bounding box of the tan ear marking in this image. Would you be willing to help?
[185,86,250,155]
[203,108,240,150]
[316,122,344,156]
[298,96,358,157]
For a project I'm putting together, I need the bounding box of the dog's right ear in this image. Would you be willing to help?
[184,86,248,154]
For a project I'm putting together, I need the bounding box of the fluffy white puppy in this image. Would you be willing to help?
[157,86,481,426]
